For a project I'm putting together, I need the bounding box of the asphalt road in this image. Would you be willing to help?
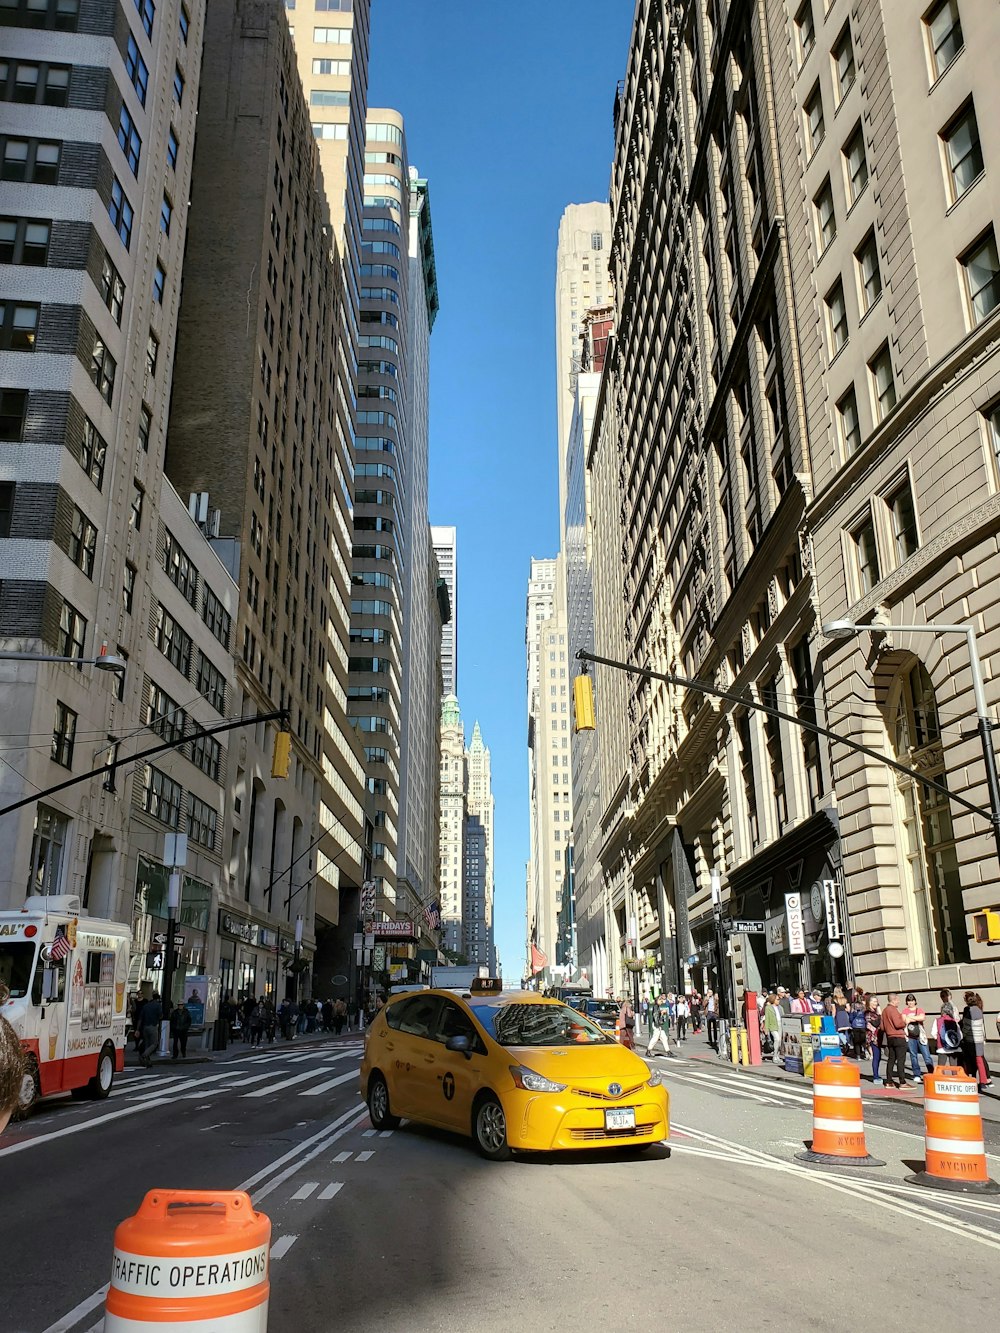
[4,1036,1000,1332]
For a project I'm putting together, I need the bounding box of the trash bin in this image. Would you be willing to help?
[212,1018,228,1051]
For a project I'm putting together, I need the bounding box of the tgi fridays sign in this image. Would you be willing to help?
[373,920,418,941]
[784,893,806,956]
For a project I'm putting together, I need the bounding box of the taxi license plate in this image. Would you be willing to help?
[605,1107,636,1131]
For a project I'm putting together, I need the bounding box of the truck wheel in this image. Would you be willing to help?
[13,1057,39,1119]
[88,1043,116,1099]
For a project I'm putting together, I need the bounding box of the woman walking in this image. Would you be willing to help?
[763,992,782,1062]
[865,995,884,1086]
[848,996,867,1060]
[960,991,992,1091]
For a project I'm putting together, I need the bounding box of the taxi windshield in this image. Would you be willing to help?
[475,1001,614,1047]
[0,942,36,999]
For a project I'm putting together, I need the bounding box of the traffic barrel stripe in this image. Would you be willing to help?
[923,1098,980,1116]
[796,1056,884,1168]
[925,1137,986,1155]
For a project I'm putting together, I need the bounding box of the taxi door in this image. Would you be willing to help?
[429,998,488,1132]
[386,993,444,1122]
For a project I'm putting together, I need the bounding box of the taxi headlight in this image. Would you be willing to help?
[509,1064,567,1093]
[646,1068,662,1088]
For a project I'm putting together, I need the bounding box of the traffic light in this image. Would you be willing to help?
[271,728,292,779]
[573,673,596,732]
[972,909,1000,944]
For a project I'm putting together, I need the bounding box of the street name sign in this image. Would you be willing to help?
[730,919,766,934]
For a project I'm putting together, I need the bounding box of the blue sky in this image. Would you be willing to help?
[368,1,634,979]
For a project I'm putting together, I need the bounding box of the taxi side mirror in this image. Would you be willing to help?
[445,1034,472,1059]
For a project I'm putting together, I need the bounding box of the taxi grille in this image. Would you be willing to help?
[571,1081,645,1102]
[569,1122,657,1141]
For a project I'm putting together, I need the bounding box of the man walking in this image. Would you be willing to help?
[705,989,719,1050]
[675,992,690,1042]
[647,994,673,1057]
[881,992,909,1088]
[139,992,162,1068]
[169,999,192,1060]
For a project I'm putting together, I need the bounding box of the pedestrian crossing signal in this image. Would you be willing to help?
[573,673,596,732]
[973,909,1000,944]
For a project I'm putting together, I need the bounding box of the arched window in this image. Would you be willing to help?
[890,662,968,965]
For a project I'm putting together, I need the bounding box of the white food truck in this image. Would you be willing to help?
[0,894,131,1112]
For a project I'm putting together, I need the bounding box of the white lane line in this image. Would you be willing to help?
[236,1101,368,1196]
[299,1069,359,1097]
[332,1151,351,1163]
[40,1284,109,1333]
[244,1068,337,1097]
[248,1104,370,1205]
[0,1097,172,1158]
[318,1182,343,1200]
[291,1182,319,1200]
[270,1235,298,1260]
[201,1123,231,1131]
[355,1150,374,1163]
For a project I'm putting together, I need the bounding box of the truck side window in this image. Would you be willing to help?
[31,961,43,1007]
[86,951,102,984]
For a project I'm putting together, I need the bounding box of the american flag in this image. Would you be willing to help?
[423,900,441,931]
[48,927,71,962]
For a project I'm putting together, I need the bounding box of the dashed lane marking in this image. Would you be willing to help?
[318,1182,343,1200]
[332,1151,352,1163]
[379,1130,393,1138]
[270,1236,298,1260]
[362,1129,377,1138]
[355,1150,374,1163]
[291,1182,319,1200]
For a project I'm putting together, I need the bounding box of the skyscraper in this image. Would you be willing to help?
[438,694,465,956]
[431,524,457,696]
[465,720,495,971]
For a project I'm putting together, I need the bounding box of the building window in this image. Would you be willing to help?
[137,403,151,452]
[160,194,172,235]
[51,700,77,768]
[153,262,165,303]
[172,65,184,105]
[850,513,881,594]
[167,127,178,169]
[736,714,759,847]
[0,217,50,265]
[133,0,154,38]
[795,1,814,62]
[3,61,70,106]
[79,418,106,488]
[0,301,38,350]
[179,4,189,42]
[887,478,919,560]
[0,387,28,439]
[68,505,97,576]
[154,606,192,676]
[837,384,861,457]
[188,795,217,851]
[790,638,823,808]
[825,279,848,355]
[189,731,221,781]
[108,176,133,249]
[855,230,882,314]
[196,652,226,713]
[89,336,116,404]
[164,529,197,604]
[99,252,125,325]
[1,136,59,184]
[926,0,963,79]
[843,123,868,207]
[123,561,136,614]
[832,24,855,103]
[27,805,68,897]
[814,177,836,252]
[142,766,183,829]
[125,34,148,106]
[869,344,896,422]
[58,599,86,658]
[146,330,159,378]
[942,102,983,203]
[147,682,185,744]
[962,229,1000,326]
[804,84,825,155]
[129,482,143,530]
[117,105,141,175]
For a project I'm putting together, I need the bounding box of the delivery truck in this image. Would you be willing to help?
[428,963,490,991]
[0,894,131,1113]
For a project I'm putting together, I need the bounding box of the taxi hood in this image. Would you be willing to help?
[505,1043,649,1082]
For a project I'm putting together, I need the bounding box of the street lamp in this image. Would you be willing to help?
[0,649,127,673]
[822,618,1000,864]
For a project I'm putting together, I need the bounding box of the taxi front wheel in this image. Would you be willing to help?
[473,1094,511,1162]
[367,1072,400,1130]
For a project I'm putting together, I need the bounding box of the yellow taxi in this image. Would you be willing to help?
[360,980,669,1160]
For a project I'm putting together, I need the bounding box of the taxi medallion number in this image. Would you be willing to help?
[605,1107,636,1131]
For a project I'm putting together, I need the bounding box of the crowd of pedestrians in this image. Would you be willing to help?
[231,992,353,1045]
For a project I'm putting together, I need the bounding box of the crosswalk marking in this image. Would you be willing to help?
[355,1150,374,1163]
[244,1068,339,1098]
[332,1151,352,1163]
[298,1069,359,1097]
[318,1182,343,1200]
[362,1129,377,1138]
[291,1182,319,1200]
[379,1130,393,1138]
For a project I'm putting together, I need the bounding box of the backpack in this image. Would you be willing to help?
[850,1008,866,1030]
[938,1016,961,1052]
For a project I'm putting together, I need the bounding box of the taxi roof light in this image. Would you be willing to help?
[469,977,503,994]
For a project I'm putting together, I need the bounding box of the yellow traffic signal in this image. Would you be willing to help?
[573,673,596,732]
[271,729,292,779]
[973,909,1000,944]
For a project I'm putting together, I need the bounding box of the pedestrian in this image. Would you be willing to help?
[333,997,347,1035]
[241,993,256,1041]
[1,1009,27,1135]
[881,992,909,1089]
[762,991,782,1062]
[705,989,719,1049]
[901,993,935,1080]
[934,1001,962,1067]
[777,986,791,1014]
[960,991,992,1091]
[129,993,144,1054]
[169,999,192,1060]
[690,991,703,1034]
[865,995,883,1085]
[617,995,636,1050]
[139,991,162,1068]
[834,994,851,1053]
[809,989,825,1016]
[249,1000,266,1048]
[848,997,867,1060]
[217,992,233,1051]
[647,995,672,1057]
[675,992,690,1042]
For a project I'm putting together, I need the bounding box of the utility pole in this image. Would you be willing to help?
[158,833,187,1057]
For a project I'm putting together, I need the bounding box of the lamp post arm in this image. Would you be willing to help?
[0,708,290,820]
[575,648,992,825]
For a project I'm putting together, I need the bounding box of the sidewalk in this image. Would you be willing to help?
[124,1025,364,1070]
[638,1029,1000,1123]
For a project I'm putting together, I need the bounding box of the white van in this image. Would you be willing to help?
[0,895,131,1111]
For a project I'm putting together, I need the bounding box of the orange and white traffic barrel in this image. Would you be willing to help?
[105,1190,271,1330]
[795,1056,884,1167]
[906,1066,999,1194]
